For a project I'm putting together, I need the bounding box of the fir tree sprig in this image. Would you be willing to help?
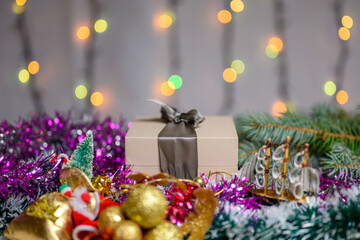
[235,103,360,174]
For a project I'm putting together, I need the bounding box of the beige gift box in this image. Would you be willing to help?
[125,116,238,176]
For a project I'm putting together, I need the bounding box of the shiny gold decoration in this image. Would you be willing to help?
[60,167,96,191]
[144,221,182,240]
[123,185,168,229]
[98,206,124,233]
[193,176,205,186]
[112,220,142,240]
[92,175,113,195]
[4,192,73,240]
[179,189,218,240]
[26,198,59,221]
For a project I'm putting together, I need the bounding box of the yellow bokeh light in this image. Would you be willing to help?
[94,19,108,33]
[272,100,287,117]
[223,68,237,83]
[90,92,104,106]
[18,69,30,83]
[265,44,279,58]
[77,26,90,40]
[12,2,25,14]
[230,0,244,13]
[342,15,353,29]
[324,81,336,96]
[158,14,173,29]
[269,37,283,52]
[231,60,245,74]
[28,61,40,75]
[75,85,88,99]
[16,0,27,6]
[217,10,232,24]
[160,81,175,96]
[338,27,350,41]
[336,90,348,105]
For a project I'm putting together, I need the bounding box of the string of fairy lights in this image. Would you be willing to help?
[11,0,354,116]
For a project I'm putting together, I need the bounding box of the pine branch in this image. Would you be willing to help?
[321,143,360,179]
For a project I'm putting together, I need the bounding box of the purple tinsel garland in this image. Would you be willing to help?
[0,112,131,201]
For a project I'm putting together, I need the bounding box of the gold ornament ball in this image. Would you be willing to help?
[112,220,142,240]
[193,176,206,186]
[98,206,125,233]
[123,185,168,229]
[144,221,182,240]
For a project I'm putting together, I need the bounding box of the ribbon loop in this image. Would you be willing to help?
[148,99,205,127]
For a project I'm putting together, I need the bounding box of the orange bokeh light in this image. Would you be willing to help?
[336,90,348,105]
[28,61,40,75]
[77,26,90,40]
[269,37,283,52]
[338,27,350,41]
[160,82,175,96]
[16,0,27,6]
[90,92,104,106]
[217,10,232,24]
[223,68,237,83]
[272,100,287,117]
[157,14,173,29]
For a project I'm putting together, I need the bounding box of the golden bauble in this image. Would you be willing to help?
[98,206,125,233]
[193,176,206,186]
[144,221,182,240]
[112,220,142,240]
[123,185,168,229]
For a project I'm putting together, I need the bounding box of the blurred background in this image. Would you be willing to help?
[0,0,359,122]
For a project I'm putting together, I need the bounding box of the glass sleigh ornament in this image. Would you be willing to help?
[239,136,320,204]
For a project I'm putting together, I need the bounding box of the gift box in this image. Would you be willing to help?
[125,116,238,177]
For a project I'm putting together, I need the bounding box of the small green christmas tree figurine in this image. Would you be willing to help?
[65,130,94,179]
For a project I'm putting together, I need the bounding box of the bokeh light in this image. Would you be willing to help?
[336,90,348,105]
[168,75,182,89]
[230,0,244,13]
[27,61,40,75]
[265,45,279,58]
[160,81,175,96]
[157,14,173,29]
[94,19,108,33]
[269,37,283,52]
[342,15,353,29]
[217,10,232,24]
[231,60,245,74]
[272,100,287,117]
[12,2,25,14]
[77,26,90,40]
[324,81,336,96]
[75,85,88,99]
[223,68,237,83]
[338,27,350,41]
[286,102,296,114]
[90,92,104,106]
[18,69,30,83]
[16,0,27,6]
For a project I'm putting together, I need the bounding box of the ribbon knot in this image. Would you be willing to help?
[149,99,205,128]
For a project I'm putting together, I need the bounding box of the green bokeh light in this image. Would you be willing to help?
[265,45,278,59]
[231,60,245,74]
[168,75,182,90]
[324,81,336,96]
[75,84,88,99]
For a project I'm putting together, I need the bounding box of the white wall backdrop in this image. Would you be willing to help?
[0,0,359,122]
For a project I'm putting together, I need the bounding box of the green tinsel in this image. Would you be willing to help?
[65,131,94,179]
[235,103,360,177]
[205,190,360,240]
